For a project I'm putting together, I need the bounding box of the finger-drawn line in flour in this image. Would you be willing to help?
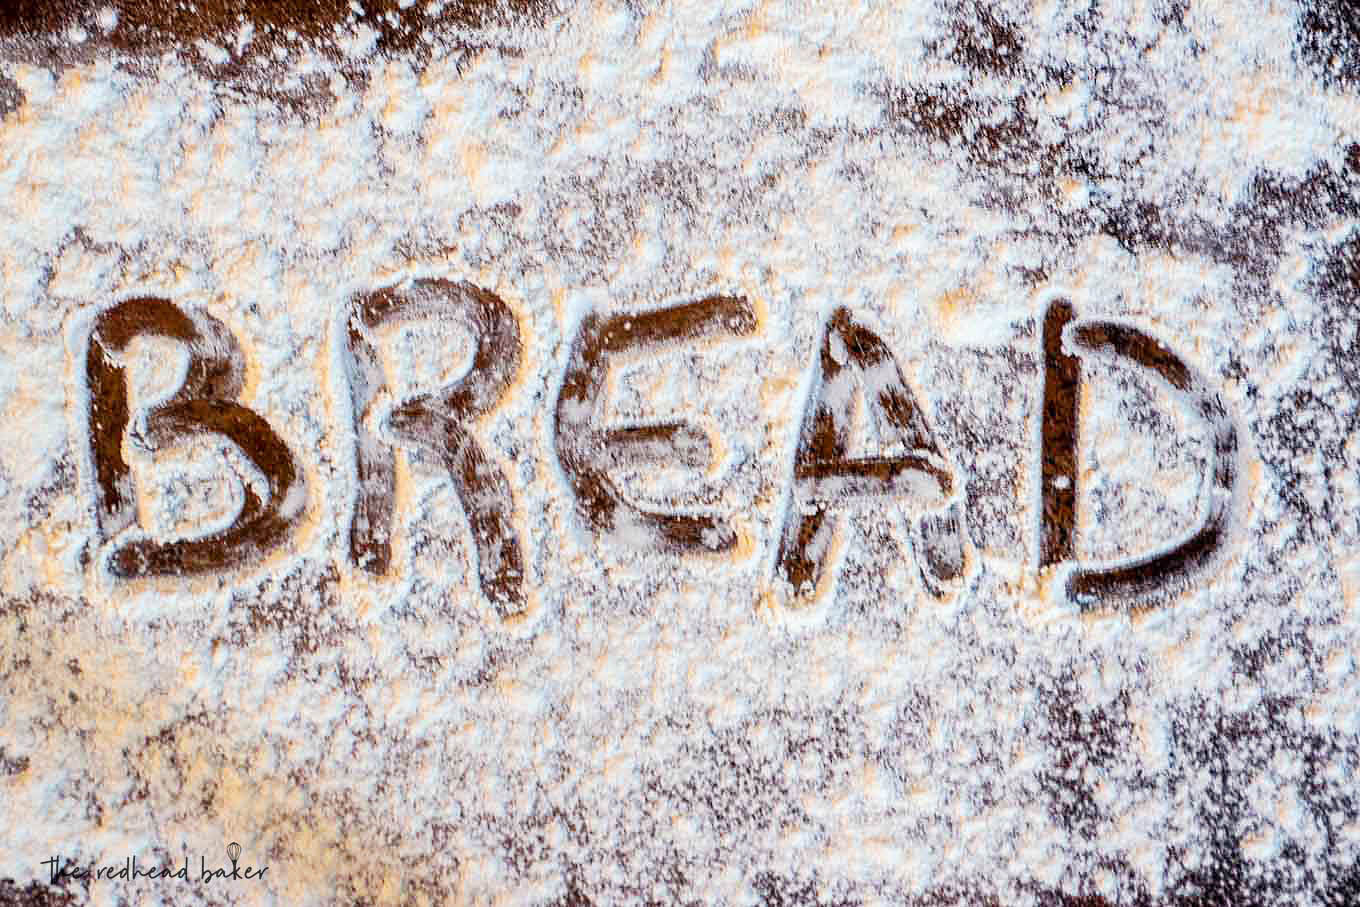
[1038,298,1240,609]
[84,297,306,577]
[554,295,759,554]
[1038,299,1080,569]
[773,307,961,607]
[342,279,526,619]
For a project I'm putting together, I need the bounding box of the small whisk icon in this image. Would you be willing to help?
[227,842,242,872]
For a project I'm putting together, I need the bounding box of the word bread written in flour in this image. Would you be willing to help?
[72,282,1242,615]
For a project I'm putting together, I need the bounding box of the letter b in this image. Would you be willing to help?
[84,297,306,577]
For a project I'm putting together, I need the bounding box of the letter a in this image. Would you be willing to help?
[773,307,964,607]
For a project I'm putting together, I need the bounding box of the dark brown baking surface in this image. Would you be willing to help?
[0,0,552,45]
[0,0,555,79]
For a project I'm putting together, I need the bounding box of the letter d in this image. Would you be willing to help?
[1037,298,1240,609]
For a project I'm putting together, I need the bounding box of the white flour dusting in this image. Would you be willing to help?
[1,1,1358,905]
